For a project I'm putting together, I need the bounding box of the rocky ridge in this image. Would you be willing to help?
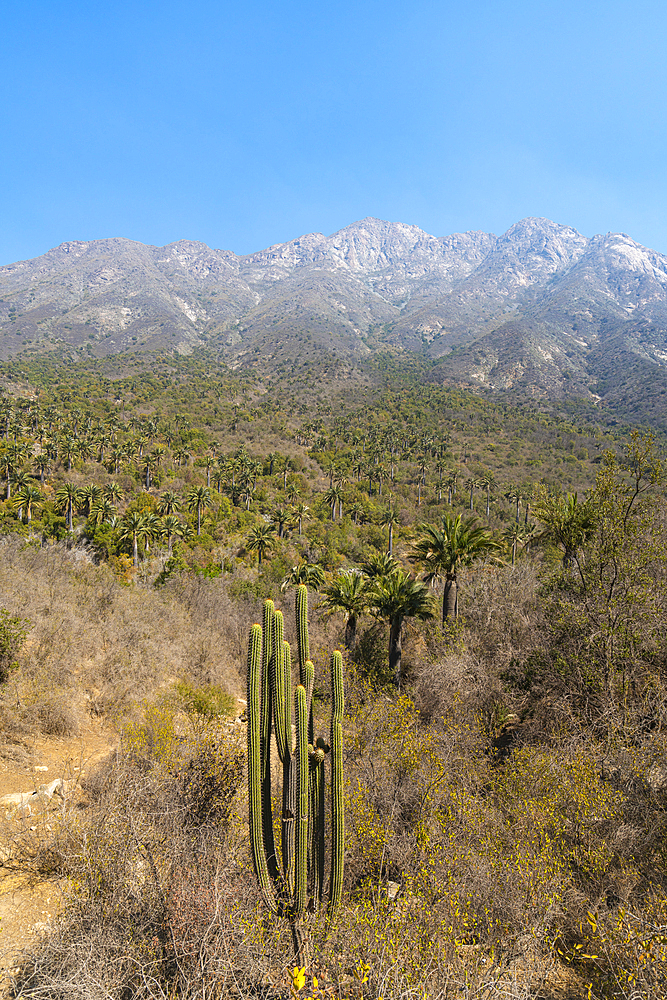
[2,217,667,411]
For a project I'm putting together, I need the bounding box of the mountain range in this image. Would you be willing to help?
[2,216,667,422]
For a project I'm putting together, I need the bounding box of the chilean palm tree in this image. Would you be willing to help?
[367,569,435,686]
[118,510,151,567]
[271,505,295,538]
[156,490,181,516]
[280,561,326,593]
[285,481,301,504]
[13,484,44,524]
[320,570,369,650]
[479,475,495,517]
[292,502,310,536]
[186,485,214,536]
[161,514,182,554]
[348,500,366,526]
[104,481,124,505]
[411,514,501,621]
[361,551,401,581]
[33,452,50,485]
[76,483,103,518]
[245,523,275,569]
[504,521,538,567]
[55,482,79,532]
[89,496,117,526]
[379,503,400,556]
[532,491,597,580]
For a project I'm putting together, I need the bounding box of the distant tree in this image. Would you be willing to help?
[246,523,275,569]
[55,482,79,531]
[367,569,435,686]
[156,490,181,516]
[411,514,501,621]
[13,484,44,524]
[118,511,151,568]
[186,485,214,536]
[280,561,325,593]
[379,503,400,555]
[268,506,291,539]
[320,570,369,650]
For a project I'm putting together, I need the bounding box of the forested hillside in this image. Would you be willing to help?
[1,349,666,999]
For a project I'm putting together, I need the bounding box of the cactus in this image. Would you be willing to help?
[247,583,344,954]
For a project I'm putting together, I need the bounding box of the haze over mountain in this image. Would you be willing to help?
[2,216,667,422]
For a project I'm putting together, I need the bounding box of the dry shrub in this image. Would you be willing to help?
[11,706,247,1000]
[0,538,246,736]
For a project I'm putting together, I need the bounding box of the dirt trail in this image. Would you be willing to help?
[0,719,118,985]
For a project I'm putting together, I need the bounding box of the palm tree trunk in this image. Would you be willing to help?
[443,574,457,621]
[389,615,403,687]
[344,615,357,650]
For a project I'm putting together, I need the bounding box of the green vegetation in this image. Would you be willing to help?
[247,588,344,957]
[1,350,666,997]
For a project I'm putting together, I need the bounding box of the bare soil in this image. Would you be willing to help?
[0,720,118,986]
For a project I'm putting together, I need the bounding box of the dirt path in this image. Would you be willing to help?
[0,720,118,985]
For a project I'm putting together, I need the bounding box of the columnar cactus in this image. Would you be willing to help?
[247,584,344,947]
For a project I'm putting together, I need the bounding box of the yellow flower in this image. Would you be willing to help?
[292,967,306,992]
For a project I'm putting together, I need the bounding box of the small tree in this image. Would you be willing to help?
[0,609,30,683]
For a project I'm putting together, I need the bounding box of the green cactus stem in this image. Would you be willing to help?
[294,683,309,917]
[296,583,310,683]
[247,623,276,912]
[246,592,345,957]
[328,650,345,925]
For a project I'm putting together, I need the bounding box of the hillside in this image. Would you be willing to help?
[0,353,662,996]
[3,218,667,428]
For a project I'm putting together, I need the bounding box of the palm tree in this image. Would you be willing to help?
[141,511,162,553]
[118,510,151,568]
[379,503,400,556]
[156,490,181,516]
[104,481,124,505]
[504,521,538,567]
[89,496,117,526]
[246,523,275,569]
[271,505,295,538]
[160,514,182,554]
[532,491,597,579]
[33,452,50,485]
[361,551,401,581]
[348,501,366,526]
[320,570,369,650]
[108,445,125,476]
[321,485,344,521]
[61,436,77,472]
[292,502,310,536]
[280,561,326,593]
[367,569,435,686]
[13,484,44,524]
[186,485,214,536]
[76,483,103,518]
[285,482,301,504]
[411,514,501,621]
[54,482,79,532]
[479,475,495,517]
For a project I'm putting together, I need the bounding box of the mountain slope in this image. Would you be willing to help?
[3,217,667,421]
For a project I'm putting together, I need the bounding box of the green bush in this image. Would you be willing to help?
[0,607,31,683]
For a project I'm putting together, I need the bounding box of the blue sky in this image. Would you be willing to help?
[2,0,667,263]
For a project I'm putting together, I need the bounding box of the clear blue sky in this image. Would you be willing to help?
[2,0,667,264]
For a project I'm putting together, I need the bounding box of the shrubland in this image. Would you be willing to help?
[0,352,665,997]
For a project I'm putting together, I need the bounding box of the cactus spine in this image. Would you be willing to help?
[247,584,344,948]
